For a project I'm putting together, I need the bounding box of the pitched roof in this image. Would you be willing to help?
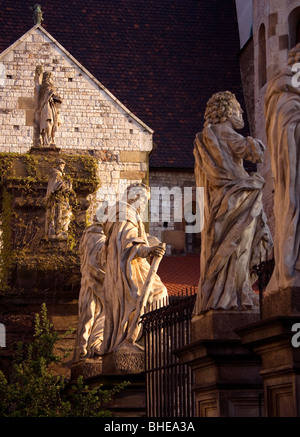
[0,0,245,169]
[0,24,154,135]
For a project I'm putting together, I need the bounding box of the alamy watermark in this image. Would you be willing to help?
[95,180,204,234]
[0,323,5,348]
[292,63,300,87]
[291,323,300,348]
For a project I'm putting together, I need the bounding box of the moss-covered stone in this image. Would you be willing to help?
[0,151,100,294]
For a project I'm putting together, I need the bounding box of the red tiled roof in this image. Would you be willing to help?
[158,254,261,297]
[157,254,199,296]
[0,0,246,169]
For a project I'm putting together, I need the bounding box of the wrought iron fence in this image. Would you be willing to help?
[141,257,275,417]
[251,258,275,319]
[141,288,196,417]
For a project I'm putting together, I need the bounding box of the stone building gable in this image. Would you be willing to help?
[0,25,152,205]
[0,0,246,170]
[0,24,153,154]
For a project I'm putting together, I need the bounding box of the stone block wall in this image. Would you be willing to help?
[149,169,200,255]
[251,0,300,237]
[0,25,153,378]
[0,25,152,213]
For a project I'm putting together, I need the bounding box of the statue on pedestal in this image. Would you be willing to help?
[44,159,73,239]
[34,66,63,147]
[193,91,273,315]
[264,43,300,292]
[100,183,168,355]
[73,220,106,362]
[72,183,168,374]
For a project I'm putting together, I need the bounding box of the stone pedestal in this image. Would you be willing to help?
[191,310,260,340]
[101,348,145,375]
[71,352,146,417]
[237,288,300,417]
[0,151,100,378]
[0,151,99,293]
[262,287,300,318]
[30,146,61,155]
[71,357,103,380]
[176,310,264,417]
[71,348,145,378]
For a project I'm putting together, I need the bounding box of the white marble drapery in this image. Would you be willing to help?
[100,201,168,354]
[73,223,106,362]
[193,122,272,314]
[264,44,300,292]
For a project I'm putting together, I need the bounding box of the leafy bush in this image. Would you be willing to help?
[0,304,127,417]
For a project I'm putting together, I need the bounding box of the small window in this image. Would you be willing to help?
[288,7,300,48]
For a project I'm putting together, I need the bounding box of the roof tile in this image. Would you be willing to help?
[0,0,247,169]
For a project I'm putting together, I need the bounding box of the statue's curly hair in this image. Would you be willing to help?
[204,91,237,126]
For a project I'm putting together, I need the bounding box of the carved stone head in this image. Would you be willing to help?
[203,90,244,129]
[125,183,150,214]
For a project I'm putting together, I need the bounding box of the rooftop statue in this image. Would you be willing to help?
[193,91,273,315]
[31,4,44,25]
[264,43,300,293]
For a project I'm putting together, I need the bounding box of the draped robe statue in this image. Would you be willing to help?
[193,91,273,315]
[100,183,168,354]
[37,71,62,146]
[264,43,300,292]
[73,222,106,362]
[44,159,73,239]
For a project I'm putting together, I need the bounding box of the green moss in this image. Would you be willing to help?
[0,152,100,293]
[16,249,80,272]
[0,152,100,193]
[0,190,14,293]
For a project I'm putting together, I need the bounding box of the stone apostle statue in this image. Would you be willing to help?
[73,220,106,362]
[264,44,300,293]
[36,70,63,146]
[100,183,168,355]
[193,91,273,315]
[44,159,73,239]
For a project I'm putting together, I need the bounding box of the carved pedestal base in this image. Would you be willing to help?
[101,346,145,375]
[177,310,264,417]
[70,351,146,417]
[262,287,300,318]
[13,241,80,292]
[30,145,61,154]
[239,316,300,417]
[191,309,260,341]
[71,357,103,380]
[237,287,300,417]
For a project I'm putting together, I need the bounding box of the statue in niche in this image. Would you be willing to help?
[264,43,300,293]
[44,159,73,240]
[34,67,63,147]
[193,91,273,315]
[99,183,168,355]
[73,219,106,362]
